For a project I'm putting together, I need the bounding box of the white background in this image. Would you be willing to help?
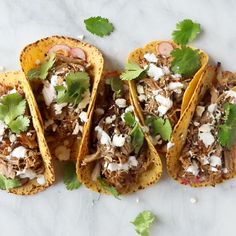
[0,0,236,236]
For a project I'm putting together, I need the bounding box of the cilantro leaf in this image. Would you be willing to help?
[27,53,56,80]
[105,76,123,93]
[124,112,136,127]
[131,211,156,236]
[63,161,81,190]
[172,19,201,45]
[120,63,147,81]
[171,46,201,78]
[0,174,21,190]
[0,93,29,133]
[55,72,90,105]
[97,177,120,199]
[145,116,172,141]
[84,16,114,37]
[218,103,236,149]
[130,123,144,154]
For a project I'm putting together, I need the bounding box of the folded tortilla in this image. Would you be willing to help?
[20,36,104,161]
[166,65,236,186]
[127,41,208,146]
[77,71,162,195]
[0,71,55,195]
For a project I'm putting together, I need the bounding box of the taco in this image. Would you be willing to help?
[77,72,162,195]
[167,64,236,186]
[20,36,104,161]
[0,71,54,194]
[122,41,208,152]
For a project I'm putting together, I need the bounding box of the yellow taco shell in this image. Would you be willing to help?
[76,71,162,195]
[0,71,55,195]
[20,36,104,161]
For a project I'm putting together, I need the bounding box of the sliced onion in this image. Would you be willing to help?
[70,47,86,60]
[156,42,174,57]
[48,44,71,56]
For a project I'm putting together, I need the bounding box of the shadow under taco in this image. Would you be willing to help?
[122,41,208,153]
[167,64,236,186]
[77,71,162,195]
[0,71,54,195]
[20,36,104,162]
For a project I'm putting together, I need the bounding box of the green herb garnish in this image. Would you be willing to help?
[84,16,114,37]
[131,210,156,236]
[0,93,30,134]
[120,63,147,81]
[105,76,123,93]
[63,161,81,190]
[27,53,56,80]
[55,71,90,105]
[0,174,21,190]
[97,177,120,199]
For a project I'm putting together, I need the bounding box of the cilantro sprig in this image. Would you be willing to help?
[63,161,81,190]
[84,16,114,37]
[124,112,144,154]
[145,116,172,141]
[120,63,147,81]
[0,93,30,134]
[172,19,201,46]
[105,76,123,93]
[131,211,156,236]
[97,177,120,199]
[0,174,21,190]
[55,72,90,105]
[218,103,236,149]
[27,53,56,80]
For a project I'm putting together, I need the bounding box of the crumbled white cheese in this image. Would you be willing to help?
[16,169,37,179]
[210,167,218,172]
[42,82,56,106]
[207,104,217,113]
[78,90,90,109]
[198,124,215,147]
[79,111,88,122]
[202,156,210,165]
[138,94,146,102]
[125,105,134,113]
[72,122,80,135]
[95,126,111,145]
[167,82,184,94]
[0,120,6,136]
[147,63,165,81]
[193,121,200,126]
[186,161,199,176]
[162,66,170,75]
[155,95,173,116]
[209,155,222,167]
[77,35,85,40]
[9,133,17,143]
[106,156,138,172]
[55,145,71,160]
[167,141,174,150]
[37,175,46,185]
[11,146,27,159]
[105,115,116,124]
[112,134,126,147]
[137,84,144,94]
[50,75,59,86]
[196,106,205,117]
[225,90,236,103]
[144,53,158,63]
[172,73,182,79]
[190,197,197,204]
[115,98,127,108]
[54,103,67,115]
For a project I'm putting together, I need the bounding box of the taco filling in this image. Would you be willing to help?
[83,74,150,193]
[178,70,236,185]
[121,42,203,149]
[27,45,91,160]
[0,84,45,190]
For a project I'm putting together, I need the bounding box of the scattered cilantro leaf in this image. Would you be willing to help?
[171,46,201,78]
[63,161,81,190]
[105,76,123,93]
[120,63,147,81]
[27,53,56,80]
[172,19,201,45]
[218,103,236,149]
[84,16,114,37]
[131,210,156,236]
[124,112,136,127]
[130,123,144,154]
[145,116,172,141]
[55,71,90,105]
[97,177,120,199]
[0,174,21,190]
[0,93,29,133]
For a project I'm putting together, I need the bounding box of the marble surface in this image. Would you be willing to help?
[0,0,236,235]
